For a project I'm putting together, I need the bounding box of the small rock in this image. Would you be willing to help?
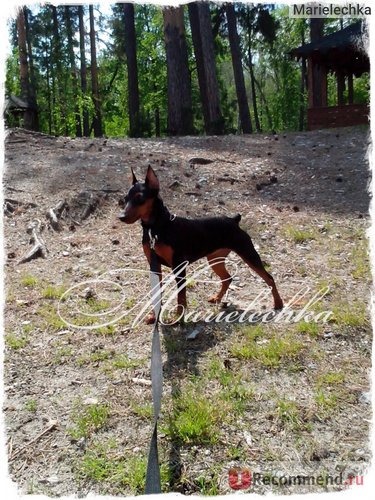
[359,392,371,404]
[169,180,182,189]
[46,475,60,485]
[84,287,96,300]
[186,327,202,340]
[243,430,253,446]
[76,437,86,450]
[62,251,70,257]
[83,397,98,405]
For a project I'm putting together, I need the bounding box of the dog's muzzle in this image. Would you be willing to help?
[118,210,127,222]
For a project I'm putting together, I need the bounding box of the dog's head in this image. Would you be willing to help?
[118,166,160,224]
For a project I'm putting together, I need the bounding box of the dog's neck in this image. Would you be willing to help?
[141,196,172,230]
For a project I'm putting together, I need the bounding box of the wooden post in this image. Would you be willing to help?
[307,57,314,108]
[321,66,328,106]
[337,71,346,105]
[348,73,354,104]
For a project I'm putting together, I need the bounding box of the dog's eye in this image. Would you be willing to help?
[133,193,145,205]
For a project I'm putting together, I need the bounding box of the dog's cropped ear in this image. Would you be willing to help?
[131,167,138,185]
[145,165,159,191]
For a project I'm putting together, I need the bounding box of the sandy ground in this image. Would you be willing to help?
[3,125,372,496]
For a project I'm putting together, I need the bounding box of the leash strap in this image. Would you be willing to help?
[145,249,163,494]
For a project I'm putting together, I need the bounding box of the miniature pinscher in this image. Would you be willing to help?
[118,166,283,323]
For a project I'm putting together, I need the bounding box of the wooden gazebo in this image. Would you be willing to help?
[291,22,369,130]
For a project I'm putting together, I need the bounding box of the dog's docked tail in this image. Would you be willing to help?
[233,214,241,224]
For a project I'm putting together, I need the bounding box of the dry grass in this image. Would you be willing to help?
[4,127,371,496]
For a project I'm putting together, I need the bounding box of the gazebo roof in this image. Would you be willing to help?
[290,22,369,76]
[5,94,31,111]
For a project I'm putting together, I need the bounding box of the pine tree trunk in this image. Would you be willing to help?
[89,5,103,137]
[123,3,141,137]
[23,7,39,130]
[225,4,252,133]
[254,74,273,131]
[163,6,194,135]
[299,56,307,131]
[248,47,261,132]
[78,6,90,136]
[65,6,82,137]
[51,5,66,134]
[16,9,35,130]
[188,2,224,135]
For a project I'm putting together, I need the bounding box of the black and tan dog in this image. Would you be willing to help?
[119,166,283,322]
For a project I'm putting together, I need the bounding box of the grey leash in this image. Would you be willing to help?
[145,248,163,494]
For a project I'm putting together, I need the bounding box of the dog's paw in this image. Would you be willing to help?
[145,313,156,325]
[208,295,221,304]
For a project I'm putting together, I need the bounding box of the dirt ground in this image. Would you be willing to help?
[2,125,372,496]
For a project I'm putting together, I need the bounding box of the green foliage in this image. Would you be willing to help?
[167,385,221,445]
[69,403,110,440]
[6,5,368,137]
[231,331,304,368]
[5,333,29,350]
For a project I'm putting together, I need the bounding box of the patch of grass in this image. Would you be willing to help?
[239,324,265,341]
[24,399,37,412]
[95,324,116,335]
[42,284,67,300]
[85,298,111,313]
[22,323,34,334]
[206,358,254,413]
[315,389,338,413]
[53,346,74,365]
[111,354,141,369]
[186,278,196,288]
[284,225,316,244]
[77,349,113,366]
[21,274,39,287]
[231,332,304,368]
[101,354,142,373]
[275,399,306,431]
[69,403,110,440]
[195,470,220,496]
[296,321,321,337]
[315,278,335,296]
[221,382,254,414]
[350,245,370,279]
[39,304,67,331]
[77,443,170,493]
[130,402,153,420]
[5,333,29,350]
[167,385,221,445]
[316,371,345,389]
[163,335,181,354]
[227,445,248,461]
[207,358,233,386]
[330,302,368,328]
